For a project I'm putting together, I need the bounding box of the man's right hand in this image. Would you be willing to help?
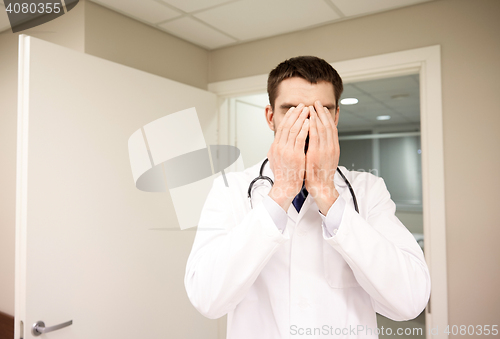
[267,103,310,211]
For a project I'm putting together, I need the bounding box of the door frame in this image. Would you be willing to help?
[208,45,448,338]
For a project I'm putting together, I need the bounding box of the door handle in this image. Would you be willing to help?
[32,320,73,336]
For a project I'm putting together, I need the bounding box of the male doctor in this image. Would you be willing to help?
[185,56,431,338]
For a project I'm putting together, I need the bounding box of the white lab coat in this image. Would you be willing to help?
[185,158,431,339]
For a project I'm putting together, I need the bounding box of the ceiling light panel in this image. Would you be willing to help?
[341,93,375,106]
[159,17,236,49]
[329,0,431,17]
[93,0,181,24]
[161,0,236,13]
[375,115,407,124]
[341,98,359,105]
[376,115,391,120]
[194,0,340,41]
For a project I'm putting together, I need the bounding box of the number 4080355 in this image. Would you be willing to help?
[5,2,62,14]
[444,325,498,336]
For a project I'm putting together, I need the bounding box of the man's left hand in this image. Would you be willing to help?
[304,101,340,216]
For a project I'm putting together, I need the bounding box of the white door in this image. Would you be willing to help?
[15,35,219,339]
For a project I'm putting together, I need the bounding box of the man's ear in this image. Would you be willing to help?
[334,106,340,127]
[265,105,275,131]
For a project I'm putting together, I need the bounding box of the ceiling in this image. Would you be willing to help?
[0,0,432,49]
[236,74,420,131]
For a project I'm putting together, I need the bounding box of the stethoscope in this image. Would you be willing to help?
[247,158,359,213]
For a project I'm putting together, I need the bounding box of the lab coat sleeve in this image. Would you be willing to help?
[318,195,346,237]
[184,175,290,319]
[323,176,431,321]
[262,195,288,233]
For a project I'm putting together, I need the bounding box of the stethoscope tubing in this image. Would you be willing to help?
[248,158,359,213]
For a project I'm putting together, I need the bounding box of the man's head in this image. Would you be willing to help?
[267,56,343,112]
[265,56,344,150]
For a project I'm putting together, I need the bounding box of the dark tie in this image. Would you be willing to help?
[292,182,308,212]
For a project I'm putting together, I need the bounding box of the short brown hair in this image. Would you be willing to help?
[267,56,343,110]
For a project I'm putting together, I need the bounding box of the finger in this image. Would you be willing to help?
[315,100,336,128]
[294,117,309,152]
[308,105,319,150]
[287,106,309,146]
[326,106,340,150]
[317,104,340,173]
[274,106,294,144]
[310,105,328,149]
[278,103,305,146]
[313,102,333,146]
